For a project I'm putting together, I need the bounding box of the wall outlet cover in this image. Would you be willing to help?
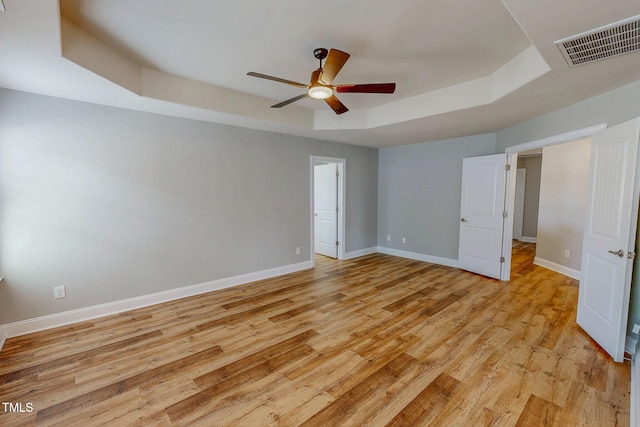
[54,286,66,299]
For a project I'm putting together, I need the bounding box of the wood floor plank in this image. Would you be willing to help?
[34,346,224,424]
[515,394,565,427]
[300,352,424,426]
[0,245,631,426]
[385,372,463,427]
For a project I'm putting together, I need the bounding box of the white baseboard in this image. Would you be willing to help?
[0,260,312,340]
[377,246,459,269]
[0,327,5,352]
[533,257,581,280]
[633,355,639,427]
[519,236,537,243]
[344,247,378,260]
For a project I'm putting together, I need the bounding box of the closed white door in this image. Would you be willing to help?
[314,163,338,258]
[458,154,507,279]
[513,168,526,241]
[577,117,640,362]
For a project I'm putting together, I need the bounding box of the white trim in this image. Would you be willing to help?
[632,354,640,427]
[310,156,346,264]
[0,327,5,352]
[533,257,581,280]
[501,152,518,280]
[519,236,537,243]
[1,260,312,340]
[513,168,526,241]
[377,246,460,268]
[344,247,378,260]
[505,123,608,154]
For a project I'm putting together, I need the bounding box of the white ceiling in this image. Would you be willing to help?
[1,0,640,148]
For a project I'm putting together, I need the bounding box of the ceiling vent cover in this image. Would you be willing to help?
[555,15,640,67]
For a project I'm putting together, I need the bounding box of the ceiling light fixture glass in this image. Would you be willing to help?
[308,85,333,99]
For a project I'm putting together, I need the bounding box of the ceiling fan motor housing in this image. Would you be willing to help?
[313,48,328,61]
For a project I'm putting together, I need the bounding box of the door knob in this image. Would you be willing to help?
[460,218,467,222]
[608,249,624,257]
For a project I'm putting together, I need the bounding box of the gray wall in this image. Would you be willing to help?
[377,134,497,259]
[0,89,378,324]
[536,139,591,271]
[496,79,640,151]
[516,156,542,238]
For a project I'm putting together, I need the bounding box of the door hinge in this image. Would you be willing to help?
[500,256,505,263]
[502,210,508,218]
[505,164,511,171]
[336,206,339,212]
[629,252,636,260]
[336,241,339,246]
[336,168,339,177]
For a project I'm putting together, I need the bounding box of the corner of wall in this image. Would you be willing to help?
[533,257,581,280]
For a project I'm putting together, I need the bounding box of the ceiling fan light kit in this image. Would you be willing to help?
[247,48,396,114]
[308,85,333,99]
[307,68,333,99]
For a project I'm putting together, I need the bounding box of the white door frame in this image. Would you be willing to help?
[501,123,608,280]
[310,156,346,265]
[513,168,526,241]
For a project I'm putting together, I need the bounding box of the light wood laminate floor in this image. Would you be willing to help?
[0,245,630,426]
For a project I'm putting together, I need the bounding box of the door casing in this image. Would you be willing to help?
[310,156,345,265]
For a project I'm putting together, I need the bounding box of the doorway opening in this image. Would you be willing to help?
[510,149,541,277]
[310,156,345,265]
[501,123,607,281]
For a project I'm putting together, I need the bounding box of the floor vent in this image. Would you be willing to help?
[556,15,640,67]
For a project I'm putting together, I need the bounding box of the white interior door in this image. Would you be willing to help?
[458,153,507,279]
[513,168,526,241]
[314,163,338,258]
[577,117,640,362]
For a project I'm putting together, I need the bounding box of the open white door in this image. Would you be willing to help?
[577,118,640,363]
[314,163,338,258]
[458,153,507,279]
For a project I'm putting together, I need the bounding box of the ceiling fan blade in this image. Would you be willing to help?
[324,95,349,115]
[271,93,309,108]
[336,83,396,94]
[320,49,350,85]
[247,72,307,88]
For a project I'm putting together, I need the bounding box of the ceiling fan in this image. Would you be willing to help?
[247,48,396,115]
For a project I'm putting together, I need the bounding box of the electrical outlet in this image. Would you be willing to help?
[296,247,301,255]
[633,323,640,335]
[564,249,570,258]
[54,286,66,299]
[386,235,391,242]
[402,238,406,244]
